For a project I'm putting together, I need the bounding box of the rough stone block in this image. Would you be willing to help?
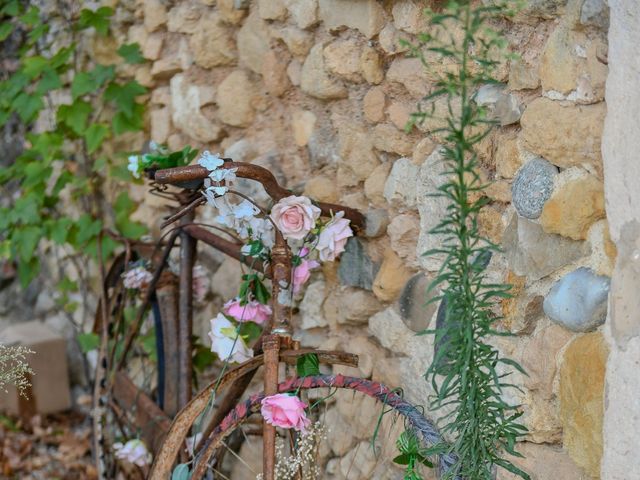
[543,267,610,332]
[0,321,71,415]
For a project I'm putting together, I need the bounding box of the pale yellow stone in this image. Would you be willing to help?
[189,13,236,68]
[411,137,436,165]
[359,46,384,84]
[303,175,338,203]
[150,107,171,144]
[258,0,287,20]
[540,169,606,240]
[495,130,522,179]
[217,70,255,127]
[387,101,412,130]
[262,49,291,97]
[364,162,390,206]
[323,39,362,82]
[143,0,167,32]
[291,110,316,147]
[362,87,385,123]
[478,205,505,244]
[372,249,413,302]
[301,43,348,100]
[560,332,608,478]
[521,98,606,176]
[484,180,512,203]
[218,0,247,25]
[372,123,415,156]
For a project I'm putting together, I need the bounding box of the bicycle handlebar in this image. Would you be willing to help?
[151,162,366,231]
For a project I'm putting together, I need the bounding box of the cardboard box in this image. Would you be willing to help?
[0,321,71,415]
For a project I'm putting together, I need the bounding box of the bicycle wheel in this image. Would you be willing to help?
[92,244,181,479]
[150,374,456,480]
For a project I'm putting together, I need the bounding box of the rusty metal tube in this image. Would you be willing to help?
[262,335,280,480]
[178,213,196,408]
[152,162,365,231]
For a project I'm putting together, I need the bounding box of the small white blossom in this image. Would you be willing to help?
[198,151,224,171]
[208,313,253,363]
[114,439,151,467]
[122,266,153,289]
[128,155,140,178]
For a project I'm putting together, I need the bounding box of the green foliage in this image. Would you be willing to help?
[296,353,320,377]
[407,2,530,479]
[0,1,147,286]
[393,430,434,480]
[77,332,100,353]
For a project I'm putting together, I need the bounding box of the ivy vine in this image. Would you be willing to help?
[406,2,530,479]
[0,0,147,288]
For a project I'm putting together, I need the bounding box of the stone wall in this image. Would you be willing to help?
[121,0,613,477]
[1,0,620,477]
[600,1,640,479]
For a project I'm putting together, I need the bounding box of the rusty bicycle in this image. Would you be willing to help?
[92,155,454,480]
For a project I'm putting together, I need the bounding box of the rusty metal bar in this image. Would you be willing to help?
[156,281,180,417]
[117,230,180,372]
[152,162,365,231]
[178,212,197,408]
[112,372,171,454]
[182,224,269,277]
[262,335,280,480]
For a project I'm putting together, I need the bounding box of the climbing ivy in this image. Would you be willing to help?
[406,2,530,479]
[0,0,147,287]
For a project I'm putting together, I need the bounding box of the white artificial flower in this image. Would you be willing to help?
[122,266,153,289]
[209,167,237,183]
[198,151,224,171]
[208,313,253,363]
[128,155,140,178]
[113,439,152,467]
[233,200,260,219]
[248,216,275,248]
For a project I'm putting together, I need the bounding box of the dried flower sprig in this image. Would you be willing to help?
[0,344,35,398]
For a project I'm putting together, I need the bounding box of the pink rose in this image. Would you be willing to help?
[261,393,311,432]
[224,298,272,324]
[315,211,353,261]
[270,196,321,240]
[292,259,320,293]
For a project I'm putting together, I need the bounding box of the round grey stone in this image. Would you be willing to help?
[511,157,558,219]
[543,267,611,332]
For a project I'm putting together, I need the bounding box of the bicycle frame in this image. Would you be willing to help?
[104,161,366,480]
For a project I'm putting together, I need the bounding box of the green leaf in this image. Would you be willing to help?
[17,256,39,287]
[117,43,144,64]
[22,55,48,78]
[14,225,41,262]
[296,353,320,378]
[71,72,97,100]
[77,7,113,36]
[77,332,100,353]
[113,192,146,239]
[19,5,40,26]
[72,214,102,246]
[85,124,109,153]
[36,69,62,94]
[49,218,72,244]
[104,81,146,119]
[12,93,43,122]
[1,0,20,16]
[171,464,191,480]
[193,345,216,373]
[392,454,411,466]
[0,23,14,41]
[91,64,116,86]
[112,106,144,135]
[57,101,92,135]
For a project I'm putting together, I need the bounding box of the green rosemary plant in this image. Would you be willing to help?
[405,2,529,479]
